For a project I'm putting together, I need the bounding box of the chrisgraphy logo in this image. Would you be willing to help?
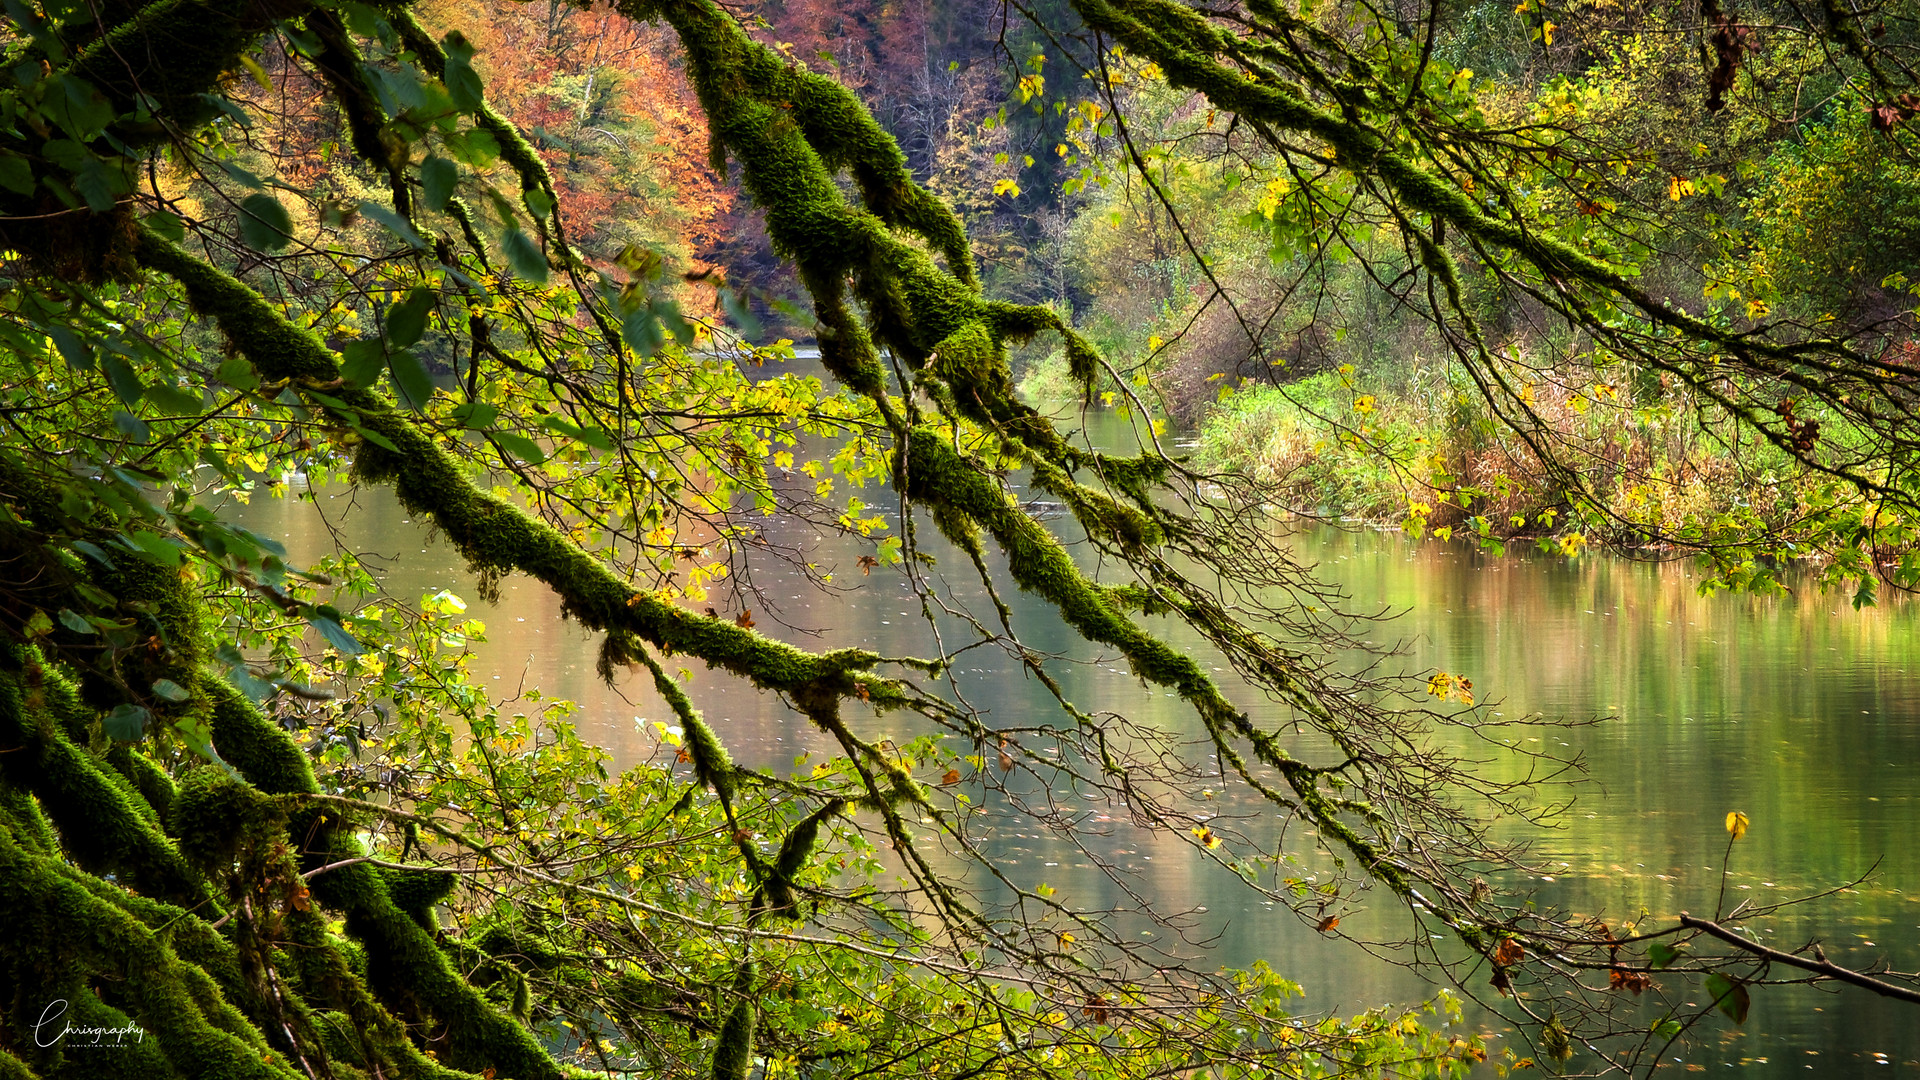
[32,1000,146,1048]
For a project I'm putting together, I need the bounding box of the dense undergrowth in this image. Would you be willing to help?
[1194,365,1807,546]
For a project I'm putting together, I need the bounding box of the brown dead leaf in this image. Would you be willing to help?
[941,768,961,785]
[1493,938,1526,966]
[1316,915,1340,933]
[735,609,755,629]
[1609,967,1652,994]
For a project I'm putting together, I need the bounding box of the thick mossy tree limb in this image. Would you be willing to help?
[132,229,906,718]
[0,531,540,1080]
[0,646,211,909]
[195,672,572,1080]
[0,0,318,280]
[0,828,296,1080]
[610,0,1463,944]
[625,0,1166,546]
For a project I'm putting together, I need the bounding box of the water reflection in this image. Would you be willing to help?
[229,432,1920,1076]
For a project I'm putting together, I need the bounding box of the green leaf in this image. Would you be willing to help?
[0,152,33,195]
[309,614,364,655]
[353,424,400,452]
[57,608,94,635]
[1652,1018,1683,1041]
[340,340,387,389]
[502,228,548,283]
[1705,974,1749,1025]
[238,192,294,252]
[23,610,52,636]
[444,54,485,112]
[101,351,143,405]
[72,157,117,212]
[503,226,549,282]
[386,285,435,348]
[1647,942,1683,970]
[216,354,259,391]
[144,382,203,416]
[442,127,500,168]
[123,531,183,565]
[538,415,614,451]
[50,74,114,137]
[217,644,274,701]
[48,325,91,370]
[451,401,498,429]
[524,186,554,220]
[621,310,663,357]
[216,161,265,190]
[420,154,457,211]
[654,298,694,345]
[151,678,190,703]
[144,208,187,242]
[720,288,762,338]
[102,703,150,741]
[359,200,426,249]
[70,540,115,568]
[490,430,546,465]
[388,347,436,410]
[442,29,476,62]
[113,409,150,443]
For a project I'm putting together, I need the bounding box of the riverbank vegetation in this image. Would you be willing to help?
[1,0,1918,1078]
[1005,7,1920,598]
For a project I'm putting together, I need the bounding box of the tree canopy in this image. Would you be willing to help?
[0,0,1916,1078]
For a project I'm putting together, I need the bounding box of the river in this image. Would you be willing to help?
[229,402,1920,1077]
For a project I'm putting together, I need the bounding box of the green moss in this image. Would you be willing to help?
[40,989,179,1079]
[377,866,456,932]
[106,746,176,823]
[167,768,282,875]
[0,829,293,1080]
[757,799,842,919]
[200,678,317,797]
[0,649,209,908]
[709,962,756,1080]
[0,1047,36,1080]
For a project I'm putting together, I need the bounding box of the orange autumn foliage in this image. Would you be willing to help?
[419,0,733,277]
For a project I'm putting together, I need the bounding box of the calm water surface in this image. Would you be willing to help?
[233,415,1920,1076]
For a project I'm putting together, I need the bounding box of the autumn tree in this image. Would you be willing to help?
[0,1,1917,1079]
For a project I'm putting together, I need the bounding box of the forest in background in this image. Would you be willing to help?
[1,0,1918,1078]
[448,0,1920,596]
